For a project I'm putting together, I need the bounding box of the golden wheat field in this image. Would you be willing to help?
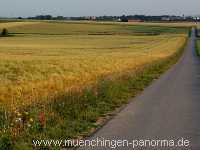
[0,21,188,110]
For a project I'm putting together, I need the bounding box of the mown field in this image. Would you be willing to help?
[0,21,190,149]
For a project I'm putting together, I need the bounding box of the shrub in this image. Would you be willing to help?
[1,28,9,37]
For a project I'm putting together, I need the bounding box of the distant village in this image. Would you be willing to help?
[2,15,200,22]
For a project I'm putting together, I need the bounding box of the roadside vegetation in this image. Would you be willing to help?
[0,21,190,149]
[196,40,200,56]
[195,26,200,56]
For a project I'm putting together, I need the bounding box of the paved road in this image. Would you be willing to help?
[79,29,200,150]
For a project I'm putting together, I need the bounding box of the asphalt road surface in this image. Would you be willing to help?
[78,28,200,150]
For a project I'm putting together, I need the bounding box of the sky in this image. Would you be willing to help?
[1,0,200,17]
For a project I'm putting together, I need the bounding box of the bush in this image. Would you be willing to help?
[1,28,9,37]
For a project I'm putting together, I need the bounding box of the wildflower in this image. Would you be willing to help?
[15,118,22,122]
[29,118,34,123]
[17,112,22,117]
[24,112,29,115]
[39,112,46,128]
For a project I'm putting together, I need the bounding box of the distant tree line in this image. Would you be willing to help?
[18,14,199,22]
[119,15,196,22]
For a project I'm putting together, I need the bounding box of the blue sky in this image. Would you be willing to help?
[1,0,200,17]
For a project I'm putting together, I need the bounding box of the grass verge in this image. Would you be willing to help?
[195,28,200,56]
[196,39,200,56]
[0,35,188,150]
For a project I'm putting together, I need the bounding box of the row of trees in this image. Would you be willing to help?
[26,15,65,20]
[18,15,198,22]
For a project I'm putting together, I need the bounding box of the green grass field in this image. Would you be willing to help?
[0,21,190,149]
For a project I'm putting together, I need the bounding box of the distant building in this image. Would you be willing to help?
[161,16,184,21]
[161,17,170,21]
[91,16,96,20]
